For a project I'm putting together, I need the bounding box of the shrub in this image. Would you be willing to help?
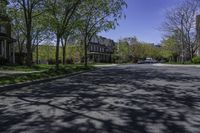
[0,57,9,65]
[66,58,74,64]
[48,59,62,64]
[192,56,200,64]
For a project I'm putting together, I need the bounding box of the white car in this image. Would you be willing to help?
[144,58,157,64]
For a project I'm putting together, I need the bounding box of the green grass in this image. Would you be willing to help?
[0,64,55,72]
[0,65,95,85]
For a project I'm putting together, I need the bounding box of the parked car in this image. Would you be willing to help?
[159,59,166,63]
[137,60,145,64]
[137,58,157,64]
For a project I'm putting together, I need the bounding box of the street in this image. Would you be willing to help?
[0,64,200,133]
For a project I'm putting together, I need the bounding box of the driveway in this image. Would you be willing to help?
[0,64,200,133]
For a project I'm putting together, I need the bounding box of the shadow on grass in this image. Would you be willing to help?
[0,65,95,85]
[0,65,200,133]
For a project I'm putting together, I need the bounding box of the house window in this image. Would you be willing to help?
[97,46,99,52]
[93,45,95,52]
[95,46,97,52]
[90,45,92,51]
[0,25,6,34]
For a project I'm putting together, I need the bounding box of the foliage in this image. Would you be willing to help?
[114,40,165,63]
[32,44,84,64]
[0,65,95,85]
[5,0,127,67]
[162,0,200,61]
[77,0,127,66]
[160,35,182,62]
[44,0,81,69]
[0,57,9,65]
[9,0,45,66]
[114,41,131,63]
[192,56,200,64]
[132,44,162,61]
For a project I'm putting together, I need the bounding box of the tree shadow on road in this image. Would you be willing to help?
[0,66,200,133]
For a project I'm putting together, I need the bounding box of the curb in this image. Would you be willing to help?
[0,68,99,92]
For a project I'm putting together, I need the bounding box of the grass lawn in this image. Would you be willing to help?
[0,64,55,72]
[0,64,95,85]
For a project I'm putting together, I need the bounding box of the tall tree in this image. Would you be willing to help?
[44,0,81,69]
[10,0,44,66]
[78,0,127,67]
[60,23,77,65]
[8,8,26,64]
[162,0,200,61]
[161,34,182,62]
[31,15,50,64]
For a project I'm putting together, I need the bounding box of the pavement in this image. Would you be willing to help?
[0,64,200,133]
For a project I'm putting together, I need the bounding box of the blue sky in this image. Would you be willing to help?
[99,0,182,44]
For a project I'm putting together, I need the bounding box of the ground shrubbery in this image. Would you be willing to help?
[192,56,200,64]
[0,64,95,85]
[0,57,9,65]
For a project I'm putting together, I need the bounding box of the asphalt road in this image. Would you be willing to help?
[0,64,200,133]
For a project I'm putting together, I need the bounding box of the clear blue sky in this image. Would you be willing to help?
[99,0,182,44]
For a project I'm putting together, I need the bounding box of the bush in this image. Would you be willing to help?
[66,58,74,64]
[48,59,62,64]
[0,57,9,65]
[192,56,200,64]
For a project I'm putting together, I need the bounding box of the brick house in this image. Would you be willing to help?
[88,36,115,63]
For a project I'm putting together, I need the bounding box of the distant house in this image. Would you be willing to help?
[88,36,115,63]
[0,0,15,64]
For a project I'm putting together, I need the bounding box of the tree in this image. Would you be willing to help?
[161,35,182,62]
[162,0,200,62]
[10,0,44,66]
[78,0,127,67]
[44,0,81,69]
[115,41,131,63]
[8,8,26,64]
[31,15,51,64]
[60,23,77,65]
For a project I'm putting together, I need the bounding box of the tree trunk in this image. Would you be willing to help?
[62,45,66,65]
[18,44,23,65]
[190,45,194,61]
[36,43,39,64]
[84,39,88,67]
[55,35,60,70]
[26,33,32,67]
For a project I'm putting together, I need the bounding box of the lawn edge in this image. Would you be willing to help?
[0,68,99,92]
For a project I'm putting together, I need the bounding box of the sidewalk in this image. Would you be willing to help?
[153,63,200,68]
[94,64,118,67]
